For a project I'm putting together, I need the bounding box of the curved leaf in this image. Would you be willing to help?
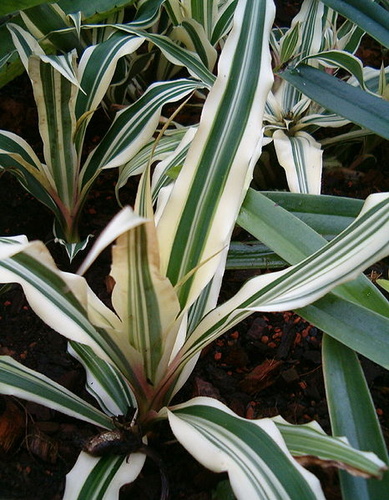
[168,397,324,500]
[64,451,146,500]
[0,356,112,428]
[273,416,387,479]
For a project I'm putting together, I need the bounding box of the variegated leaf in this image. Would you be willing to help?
[172,19,217,70]
[0,237,141,384]
[69,341,137,416]
[28,52,79,213]
[167,397,325,500]
[80,78,204,188]
[116,128,188,204]
[0,356,113,428]
[273,130,322,194]
[157,0,275,309]
[272,416,387,479]
[110,220,181,383]
[64,452,146,500]
[172,193,389,391]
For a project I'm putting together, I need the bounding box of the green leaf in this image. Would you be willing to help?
[377,278,389,293]
[168,397,324,500]
[323,336,389,499]
[226,241,287,270]
[58,0,136,22]
[297,294,389,370]
[0,356,113,428]
[0,0,53,16]
[272,130,322,194]
[280,64,389,140]
[178,193,389,382]
[320,0,389,48]
[64,451,146,500]
[157,0,275,308]
[81,78,204,187]
[69,341,137,416]
[260,191,363,239]
[273,416,387,479]
[238,190,389,368]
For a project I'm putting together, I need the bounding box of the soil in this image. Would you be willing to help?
[0,6,389,500]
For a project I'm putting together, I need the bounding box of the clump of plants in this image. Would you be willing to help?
[0,0,388,499]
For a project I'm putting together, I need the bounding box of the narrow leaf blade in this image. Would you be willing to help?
[280,64,389,140]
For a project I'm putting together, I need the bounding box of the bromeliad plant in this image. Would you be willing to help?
[0,9,210,258]
[0,0,389,498]
[263,0,388,195]
[0,0,236,258]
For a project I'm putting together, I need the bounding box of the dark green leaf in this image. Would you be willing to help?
[0,0,53,17]
[323,336,389,499]
[280,64,389,140]
[320,0,389,48]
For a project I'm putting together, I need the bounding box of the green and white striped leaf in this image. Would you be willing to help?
[323,336,389,499]
[167,397,325,500]
[176,193,389,383]
[29,52,79,213]
[151,127,196,204]
[69,341,137,416]
[280,0,324,111]
[237,190,389,368]
[300,49,368,91]
[64,451,146,500]
[172,19,217,70]
[0,237,142,384]
[88,23,216,86]
[210,0,237,45]
[279,21,300,66]
[272,130,323,194]
[183,0,217,39]
[6,22,45,71]
[157,0,275,309]
[0,130,58,211]
[75,32,144,137]
[115,128,188,204]
[20,3,83,53]
[110,218,181,384]
[273,416,387,479]
[80,78,204,187]
[0,356,113,429]
[127,0,165,29]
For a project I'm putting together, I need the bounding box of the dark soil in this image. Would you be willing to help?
[0,10,389,500]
